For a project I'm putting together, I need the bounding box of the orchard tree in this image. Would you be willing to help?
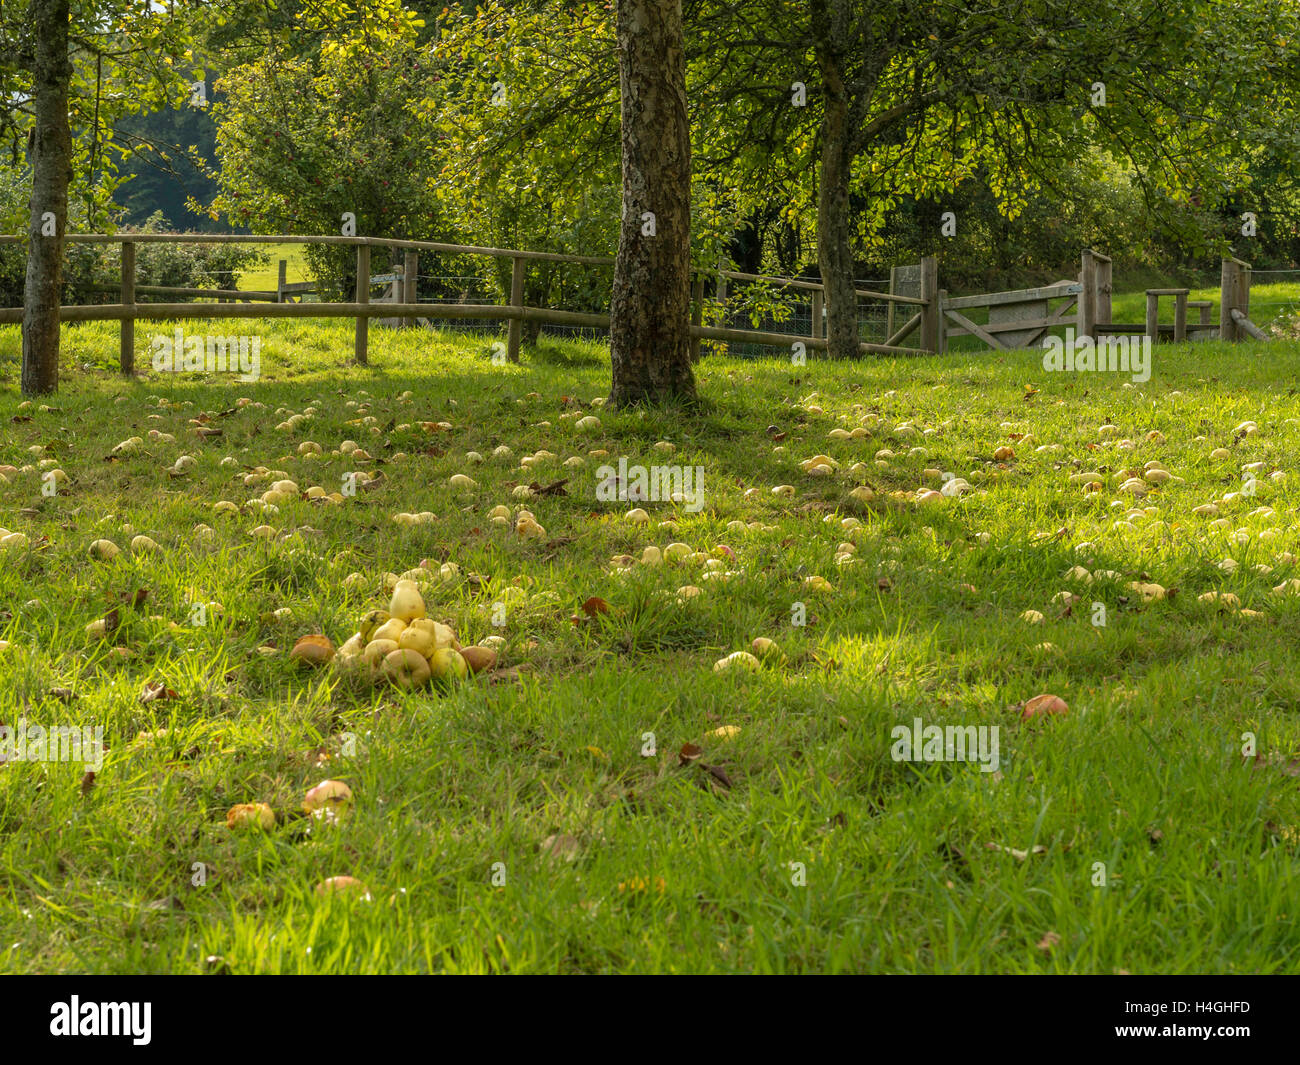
[209,0,443,295]
[607,0,696,407]
[688,0,1300,357]
[431,2,622,342]
[11,0,71,395]
[1,0,199,394]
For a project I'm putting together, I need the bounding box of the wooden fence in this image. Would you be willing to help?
[0,234,1267,370]
[928,249,1263,353]
[0,234,932,371]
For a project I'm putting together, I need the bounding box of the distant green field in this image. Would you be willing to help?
[238,243,314,293]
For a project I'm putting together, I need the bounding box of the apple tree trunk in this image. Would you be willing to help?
[608,0,697,407]
[812,0,860,361]
[21,0,72,397]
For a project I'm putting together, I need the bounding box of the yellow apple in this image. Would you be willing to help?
[714,651,761,672]
[130,534,161,555]
[89,539,120,561]
[428,646,468,686]
[226,803,275,830]
[356,609,389,641]
[397,623,438,657]
[382,648,432,689]
[370,617,408,643]
[362,638,400,667]
[389,582,426,622]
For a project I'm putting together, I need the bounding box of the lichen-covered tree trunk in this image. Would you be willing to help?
[812,0,859,361]
[608,0,696,407]
[817,94,858,360]
[21,0,72,396]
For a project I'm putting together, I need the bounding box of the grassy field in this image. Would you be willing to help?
[237,243,314,294]
[2,318,1300,974]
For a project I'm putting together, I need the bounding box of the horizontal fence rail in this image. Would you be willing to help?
[3,234,1267,370]
[0,234,942,368]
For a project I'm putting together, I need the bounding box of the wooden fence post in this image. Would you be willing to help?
[403,250,418,326]
[354,243,369,365]
[1220,258,1240,342]
[811,288,823,341]
[887,265,898,340]
[120,240,135,375]
[1145,291,1159,343]
[1173,291,1187,342]
[1236,260,1251,334]
[507,255,524,362]
[1097,255,1112,331]
[919,255,941,354]
[1079,249,1097,340]
[690,273,704,361]
[277,259,287,303]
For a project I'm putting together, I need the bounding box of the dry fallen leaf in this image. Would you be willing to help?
[703,764,733,789]
[986,842,1048,861]
[540,833,581,863]
[140,680,178,704]
[581,596,610,617]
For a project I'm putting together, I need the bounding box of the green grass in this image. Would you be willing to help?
[2,318,1300,974]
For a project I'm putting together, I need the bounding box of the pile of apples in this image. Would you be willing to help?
[321,578,500,690]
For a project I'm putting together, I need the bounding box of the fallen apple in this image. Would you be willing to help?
[714,650,761,673]
[397,622,439,657]
[226,803,275,830]
[382,648,433,689]
[459,645,498,673]
[89,539,120,561]
[358,609,391,642]
[290,634,336,666]
[389,582,426,622]
[362,638,400,667]
[303,779,353,816]
[315,876,371,900]
[371,615,409,642]
[428,646,468,686]
[751,637,785,664]
[1022,693,1069,720]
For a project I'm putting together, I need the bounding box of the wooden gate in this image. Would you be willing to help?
[940,280,1082,351]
